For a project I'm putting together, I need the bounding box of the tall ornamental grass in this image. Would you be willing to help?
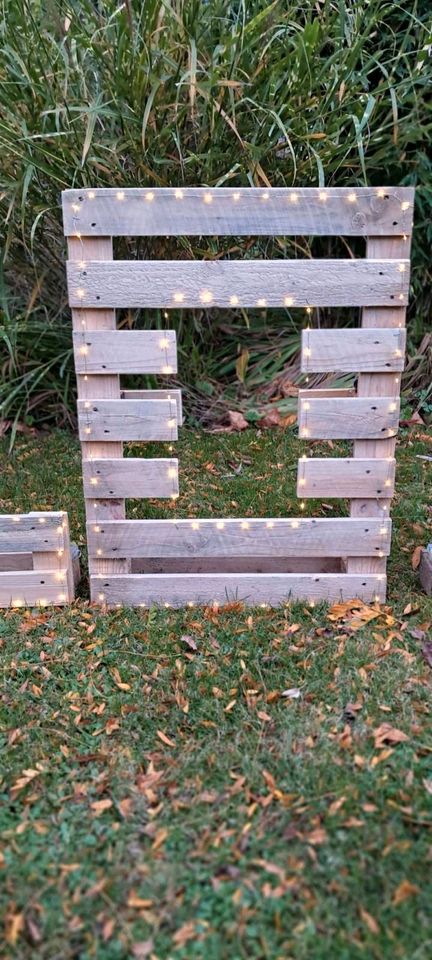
[0,0,431,433]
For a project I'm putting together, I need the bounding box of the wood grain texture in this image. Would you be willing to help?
[87,517,391,559]
[61,186,414,237]
[297,457,396,499]
[122,389,183,423]
[0,513,65,553]
[301,328,406,372]
[91,572,387,607]
[130,557,342,574]
[298,394,400,439]
[346,236,408,573]
[0,571,71,607]
[68,235,129,585]
[67,258,409,308]
[82,458,179,498]
[78,398,178,442]
[73,329,177,374]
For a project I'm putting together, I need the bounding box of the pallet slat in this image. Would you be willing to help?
[298,394,400,439]
[0,571,70,607]
[301,328,406,372]
[87,517,391,559]
[73,330,177,374]
[0,513,66,554]
[78,398,178,442]
[122,389,183,423]
[67,259,409,309]
[91,572,387,607]
[62,187,414,237]
[83,459,179,498]
[297,458,396,499]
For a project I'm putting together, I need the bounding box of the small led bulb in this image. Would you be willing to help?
[167,467,177,478]
[347,192,357,202]
[200,290,213,304]
[116,191,125,200]
[76,289,85,300]
[261,191,269,200]
[88,191,95,199]
[284,296,294,307]
[173,292,184,303]
[233,192,241,201]
[319,191,328,202]
[159,337,170,349]
[216,521,225,529]
[191,521,200,530]
[241,521,249,529]
[90,477,98,486]
[175,189,183,199]
[266,521,274,528]
[145,191,154,201]
[162,365,173,374]
[167,418,176,428]
[204,193,212,204]
[401,201,410,211]
[230,295,239,306]
[290,192,298,203]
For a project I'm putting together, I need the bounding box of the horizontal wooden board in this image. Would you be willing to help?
[0,513,67,554]
[62,186,414,237]
[91,572,387,606]
[83,458,179,498]
[0,553,33,572]
[67,259,410,308]
[87,517,391,559]
[130,557,342,574]
[296,457,396,498]
[301,328,406,373]
[298,395,400,439]
[122,389,183,423]
[78,398,178,442]
[73,330,177,374]
[0,571,71,607]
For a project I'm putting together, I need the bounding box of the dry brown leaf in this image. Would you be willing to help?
[181,634,198,651]
[373,723,409,749]
[411,545,424,570]
[360,907,380,934]
[392,880,420,905]
[227,410,248,431]
[90,798,113,816]
[5,911,24,945]
[111,667,131,691]
[127,892,153,909]
[307,827,328,845]
[173,921,196,947]
[152,827,168,851]
[157,729,176,747]
[132,940,154,959]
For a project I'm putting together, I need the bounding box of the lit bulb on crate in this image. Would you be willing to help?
[290,192,298,203]
[38,517,46,524]
[401,201,410,211]
[204,193,212,204]
[216,521,225,530]
[167,468,177,479]
[76,289,85,300]
[233,192,241,202]
[173,292,184,303]
[266,521,274,529]
[191,521,200,530]
[398,263,406,273]
[230,295,239,306]
[145,191,154,202]
[200,290,213,304]
[284,296,294,307]
[175,189,183,200]
[159,337,170,349]
[257,298,266,307]
[167,418,176,428]
[241,521,250,530]
[376,189,385,198]
[116,191,125,201]
[87,191,95,199]
[261,191,269,201]
[347,192,357,203]
[319,192,328,202]
[72,203,80,212]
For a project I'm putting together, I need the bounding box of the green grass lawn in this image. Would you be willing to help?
[0,427,431,959]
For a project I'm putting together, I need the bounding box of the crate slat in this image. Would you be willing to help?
[298,394,400,439]
[0,513,65,553]
[296,457,396,499]
[62,186,414,237]
[301,328,406,372]
[83,458,179,498]
[92,572,387,607]
[87,517,391,559]
[0,571,70,607]
[122,389,183,423]
[67,258,409,309]
[78,398,178,442]
[73,330,177,374]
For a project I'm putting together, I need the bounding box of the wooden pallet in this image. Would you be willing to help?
[0,512,75,607]
[62,186,414,607]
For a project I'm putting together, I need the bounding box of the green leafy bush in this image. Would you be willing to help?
[0,0,431,432]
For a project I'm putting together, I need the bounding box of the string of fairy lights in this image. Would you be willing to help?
[66,187,410,608]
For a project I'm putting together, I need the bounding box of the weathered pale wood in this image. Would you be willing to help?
[91,572,387,607]
[62,186,414,238]
[296,457,396,499]
[122,389,183,423]
[73,330,177,374]
[67,258,409,308]
[82,458,179,498]
[78,398,178,442]
[0,513,65,553]
[0,571,71,607]
[68,235,129,588]
[301,328,406,373]
[0,553,32,572]
[346,235,408,574]
[87,517,391,559]
[298,394,400,439]
[130,557,342,574]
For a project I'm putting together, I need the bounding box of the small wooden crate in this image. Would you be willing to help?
[0,512,75,607]
[62,186,414,607]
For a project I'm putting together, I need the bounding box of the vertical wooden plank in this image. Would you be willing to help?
[346,236,409,576]
[30,512,73,604]
[67,236,129,595]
